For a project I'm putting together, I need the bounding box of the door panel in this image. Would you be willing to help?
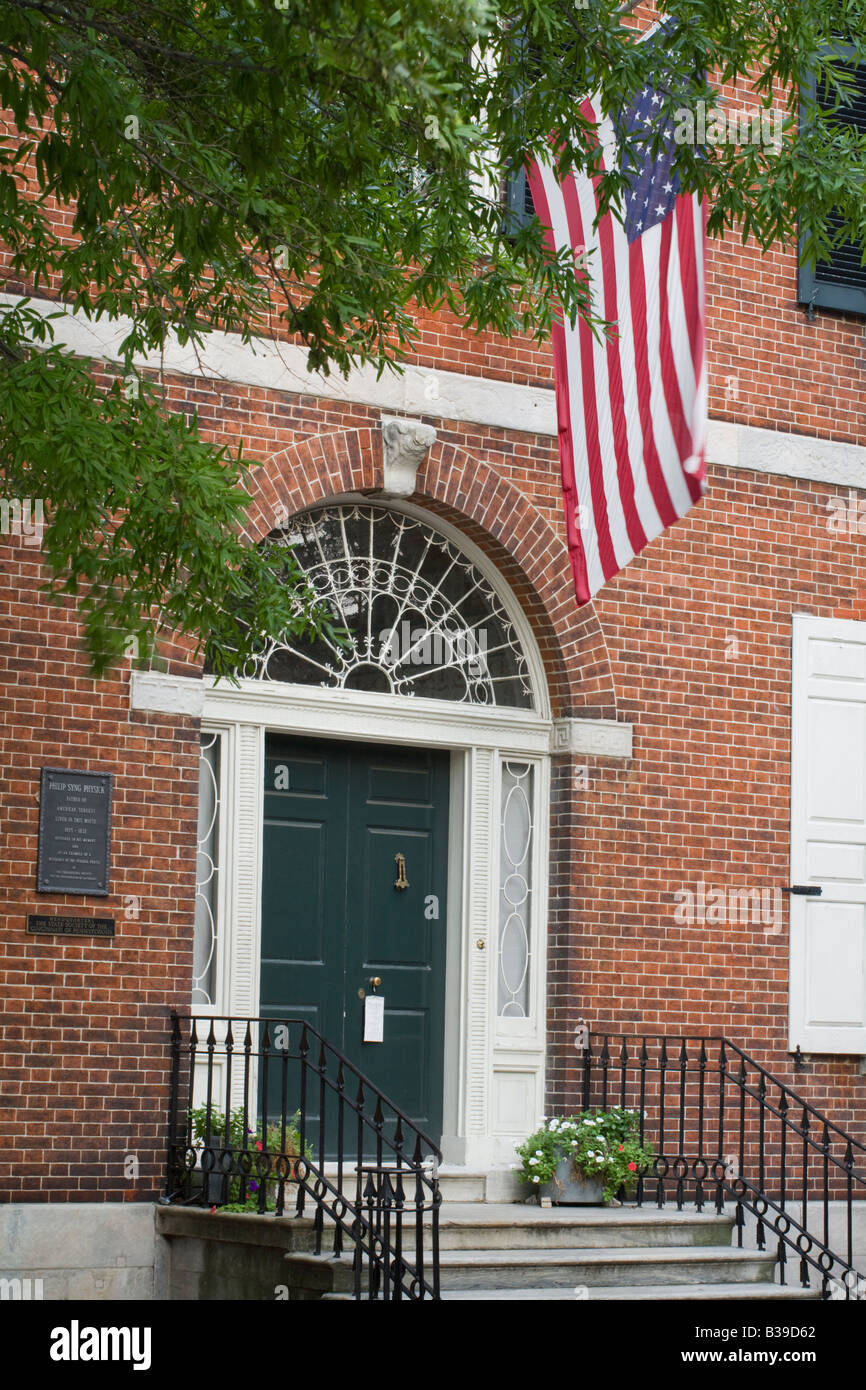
[260,741,347,1050]
[790,616,866,1053]
[260,735,449,1144]
[346,749,448,1134]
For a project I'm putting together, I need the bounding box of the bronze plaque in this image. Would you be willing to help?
[37,767,113,895]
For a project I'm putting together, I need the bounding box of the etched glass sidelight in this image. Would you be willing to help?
[193,731,221,1007]
[498,760,534,1017]
[244,503,534,708]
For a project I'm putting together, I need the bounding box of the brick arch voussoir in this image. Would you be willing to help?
[242,427,380,543]
[418,440,615,719]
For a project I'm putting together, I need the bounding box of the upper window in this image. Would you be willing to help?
[799,60,866,316]
[504,163,536,234]
[244,503,535,709]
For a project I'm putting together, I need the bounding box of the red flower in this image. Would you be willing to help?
[618,1145,625,1152]
[255,1141,263,1150]
[209,1205,217,1213]
[627,1162,638,1172]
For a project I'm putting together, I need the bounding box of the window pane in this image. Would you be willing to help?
[193,732,221,1006]
[498,761,534,1017]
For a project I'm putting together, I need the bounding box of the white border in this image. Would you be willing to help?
[7,292,865,490]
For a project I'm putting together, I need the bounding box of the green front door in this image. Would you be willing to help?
[260,734,449,1143]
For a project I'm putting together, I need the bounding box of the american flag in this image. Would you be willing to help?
[527,29,707,605]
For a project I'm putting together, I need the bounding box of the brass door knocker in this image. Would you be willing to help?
[393,852,409,890]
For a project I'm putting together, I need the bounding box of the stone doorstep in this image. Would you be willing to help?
[318,1163,515,1203]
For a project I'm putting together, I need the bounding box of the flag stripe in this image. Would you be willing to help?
[639,225,696,519]
[527,158,595,601]
[657,211,695,465]
[627,235,680,528]
[560,170,620,582]
[573,150,648,564]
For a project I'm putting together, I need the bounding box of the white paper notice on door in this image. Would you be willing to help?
[363,994,385,1043]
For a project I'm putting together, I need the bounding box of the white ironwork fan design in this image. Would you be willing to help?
[245,503,534,708]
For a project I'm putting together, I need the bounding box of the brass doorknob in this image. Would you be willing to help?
[369,976,382,988]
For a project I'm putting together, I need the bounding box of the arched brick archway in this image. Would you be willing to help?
[243,426,616,719]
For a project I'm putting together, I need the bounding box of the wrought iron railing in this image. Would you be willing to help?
[581,1033,866,1299]
[164,1013,441,1300]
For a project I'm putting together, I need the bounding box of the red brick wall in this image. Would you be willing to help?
[0,560,199,1201]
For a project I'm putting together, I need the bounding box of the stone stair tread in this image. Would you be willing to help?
[439,1283,821,1301]
[435,1203,732,1227]
[438,1245,774,1267]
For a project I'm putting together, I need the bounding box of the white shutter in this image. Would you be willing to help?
[790,615,866,1053]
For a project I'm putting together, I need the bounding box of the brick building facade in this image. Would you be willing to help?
[1,72,865,1300]
[3,207,865,1196]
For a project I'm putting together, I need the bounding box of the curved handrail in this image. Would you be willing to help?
[165,1011,442,1300]
[583,1031,866,1299]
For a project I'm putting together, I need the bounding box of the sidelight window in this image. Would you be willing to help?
[497,760,535,1018]
[193,730,222,1007]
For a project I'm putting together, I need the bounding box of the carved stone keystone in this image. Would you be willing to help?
[380,415,437,497]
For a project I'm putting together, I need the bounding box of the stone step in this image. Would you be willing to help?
[318,1164,509,1204]
[437,1245,777,1290]
[399,1202,735,1250]
[322,1280,819,1302]
[438,1282,821,1301]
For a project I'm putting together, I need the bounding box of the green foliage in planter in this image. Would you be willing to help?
[515,1107,654,1203]
[214,1197,277,1214]
[188,1104,311,1205]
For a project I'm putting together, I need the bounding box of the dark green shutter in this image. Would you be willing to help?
[798,61,866,315]
[502,35,540,235]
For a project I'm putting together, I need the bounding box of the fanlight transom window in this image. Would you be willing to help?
[245,504,535,709]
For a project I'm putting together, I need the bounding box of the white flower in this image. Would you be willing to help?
[532,1175,540,1183]
[587,1150,596,1159]
[528,1157,538,1166]
[596,1157,604,1165]
[571,1140,578,1148]
[535,1149,543,1156]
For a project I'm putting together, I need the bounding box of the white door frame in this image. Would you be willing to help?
[194,499,554,1165]
[199,679,551,1167]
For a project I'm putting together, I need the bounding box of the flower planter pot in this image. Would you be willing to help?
[541,1159,605,1205]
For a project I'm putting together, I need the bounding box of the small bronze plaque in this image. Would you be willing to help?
[27,914,115,937]
[37,767,113,895]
